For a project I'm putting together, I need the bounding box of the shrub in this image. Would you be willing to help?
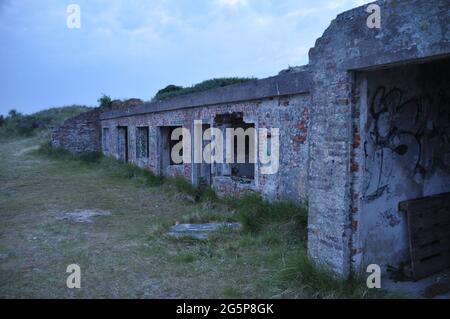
[98,94,112,108]
[154,85,184,100]
[152,77,257,101]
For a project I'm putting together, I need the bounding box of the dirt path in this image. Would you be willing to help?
[0,137,293,298]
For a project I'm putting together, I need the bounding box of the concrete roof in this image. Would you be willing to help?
[100,71,311,120]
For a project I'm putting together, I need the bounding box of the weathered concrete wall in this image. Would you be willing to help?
[52,108,102,154]
[307,0,450,276]
[356,59,450,268]
[100,93,310,202]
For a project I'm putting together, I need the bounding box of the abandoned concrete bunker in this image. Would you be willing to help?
[52,0,450,279]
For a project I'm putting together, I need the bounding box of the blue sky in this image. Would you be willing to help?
[0,0,369,115]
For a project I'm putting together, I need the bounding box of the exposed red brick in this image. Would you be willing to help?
[353,133,361,148]
[294,135,307,143]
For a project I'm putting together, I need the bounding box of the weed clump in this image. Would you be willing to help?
[228,193,308,234]
[276,251,383,299]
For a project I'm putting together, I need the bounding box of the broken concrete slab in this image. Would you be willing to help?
[57,209,111,223]
[168,222,241,240]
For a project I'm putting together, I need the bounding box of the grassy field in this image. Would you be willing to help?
[0,136,383,299]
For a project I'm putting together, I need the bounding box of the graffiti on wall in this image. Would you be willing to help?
[363,86,450,201]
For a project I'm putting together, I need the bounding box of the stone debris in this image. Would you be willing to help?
[168,222,241,239]
[57,209,111,223]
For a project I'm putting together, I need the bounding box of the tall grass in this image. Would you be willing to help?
[227,193,308,235]
[275,251,379,299]
[35,141,390,299]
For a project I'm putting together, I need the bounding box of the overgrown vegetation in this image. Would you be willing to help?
[32,141,388,298]
[0,106,91,138]
[97,94,112,108]
[275,250,378,299]
[225,194,308,235]
[152,77,257,101]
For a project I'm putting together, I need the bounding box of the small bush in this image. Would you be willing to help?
[154,85,184,100]
[98,94,112,108]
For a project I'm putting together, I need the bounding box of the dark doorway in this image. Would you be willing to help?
[117,126,128,162]
[159,126,183,175]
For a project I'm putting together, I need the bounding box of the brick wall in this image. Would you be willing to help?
[100,94,310,202]
[51,108,102,154]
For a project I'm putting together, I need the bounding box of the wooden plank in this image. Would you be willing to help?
[411,226,450,247]
[412,253,450,280]
[401,192,450,280]
[399,192,450,209]
[408,209,450,231]
[411,238,450,261]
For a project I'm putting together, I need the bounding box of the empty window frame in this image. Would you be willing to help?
[160,126,184,167]
[136,127,149,159]
[215,113,255,180]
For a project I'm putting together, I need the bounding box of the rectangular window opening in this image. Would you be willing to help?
[215,113,255,182]
[160,126,184,169]
[136,127,149,159]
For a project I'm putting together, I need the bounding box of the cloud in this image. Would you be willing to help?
[285,7,318,19]
[326,0,348,10]
[0,0,367,114]
[215,0,248,7]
